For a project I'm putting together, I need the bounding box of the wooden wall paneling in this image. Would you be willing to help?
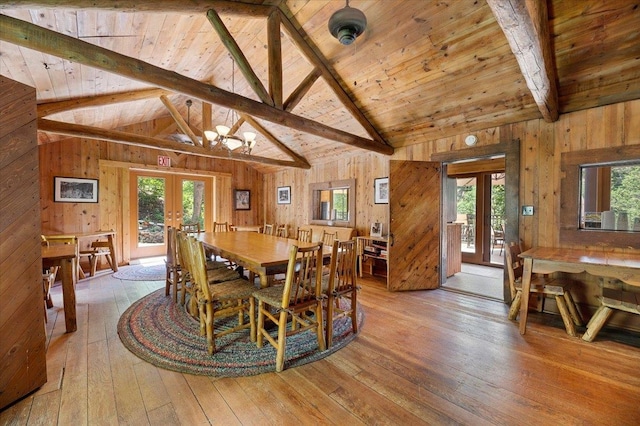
[624,100,640,144]
[0,77,46,410]
[536,122,557,247]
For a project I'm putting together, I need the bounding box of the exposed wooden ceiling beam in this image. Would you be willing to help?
[206,9,274,107]
[277,8,389,146]
[159,95,201,146]
[487,0,559,122]
[37,88,170,118]
[240,114,310,168]
[0,0,277,15]
[0,14,393,156]
[38,119,311,169]
[284,68,322,112]
[268,9,283,109]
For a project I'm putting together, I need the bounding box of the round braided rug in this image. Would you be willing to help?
[112,264,166,281]
[117,288,363,376]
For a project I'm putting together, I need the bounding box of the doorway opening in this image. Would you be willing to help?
[443,158,506,300]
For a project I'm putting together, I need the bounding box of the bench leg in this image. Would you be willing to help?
[564,291,583,326]
[556,295,577,337]
[508,291,522,321]
[582,305,613,342]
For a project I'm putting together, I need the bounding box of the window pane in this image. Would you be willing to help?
[580,163,640,231]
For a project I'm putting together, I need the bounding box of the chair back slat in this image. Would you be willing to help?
[330,239,357,294]
[505,241,523,298]
[296,228,312,243]
[281,242,323,309]
[263,223,275,235]
[213,222,229,232]
[321,230,338,246]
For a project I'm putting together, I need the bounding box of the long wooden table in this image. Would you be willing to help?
[42,243,78,333]
[197,231,323,288]
[518,247,640,335]
[43,230,118,278]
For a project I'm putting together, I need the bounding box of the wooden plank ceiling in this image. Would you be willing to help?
[1,1,639,173]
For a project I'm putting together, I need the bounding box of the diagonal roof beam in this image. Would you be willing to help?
[159,95,201,146]
[0,1,276,14]
[277,7,389,146]
[487,0,559,122]
[37,87,170,118]
[206,9,274,107]
[38,118,311,169]
[0,14,393,155]
[240,114,310,168]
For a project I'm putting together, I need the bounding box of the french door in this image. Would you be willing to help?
[130,171,212,259]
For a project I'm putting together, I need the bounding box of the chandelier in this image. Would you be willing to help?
[204,56,257,155]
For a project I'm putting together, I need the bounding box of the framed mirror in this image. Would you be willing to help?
[560,145,640,248]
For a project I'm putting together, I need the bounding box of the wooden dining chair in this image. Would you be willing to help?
[506,241,583,336]
[263,223,275,235]
[323,239,359,348]
[180,222,201,235]
[296,227,312,243]
[321,230,338,246]
[253,242,326,372]
[165,226,182,302]
[275,225,288,238]
[213,222,229,232]
[187,236,255,355]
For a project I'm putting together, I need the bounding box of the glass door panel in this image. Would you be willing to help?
[131,174,170,258]
[180,178,207,231]
[457,177,477,260]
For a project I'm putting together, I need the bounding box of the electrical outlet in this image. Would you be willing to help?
[522,205,534,216]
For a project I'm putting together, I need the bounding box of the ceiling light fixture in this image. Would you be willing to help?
[204,56,257,155]
[328,0,367,45]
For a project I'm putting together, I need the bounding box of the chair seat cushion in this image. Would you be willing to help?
[208,279,255,300]
[253,285,285,306]
[206,267,242,284]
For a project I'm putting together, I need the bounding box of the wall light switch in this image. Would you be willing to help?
[522,205,534,216]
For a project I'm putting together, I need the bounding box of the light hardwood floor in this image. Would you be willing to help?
[2,269,640,424]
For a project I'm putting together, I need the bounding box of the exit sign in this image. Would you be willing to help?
[157,155,171,167]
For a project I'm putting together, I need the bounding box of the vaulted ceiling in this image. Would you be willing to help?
[1,1,639,173]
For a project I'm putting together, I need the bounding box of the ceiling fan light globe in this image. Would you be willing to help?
[243,132,256,142]
[328,5,367,45]
[204,130,218,141]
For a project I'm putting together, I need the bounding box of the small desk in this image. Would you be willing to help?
[42,244,78,333]
[518,247,640,335]
[44,230,118,277]
[198,232,325,288]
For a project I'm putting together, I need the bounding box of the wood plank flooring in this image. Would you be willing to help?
[2,269,640,425]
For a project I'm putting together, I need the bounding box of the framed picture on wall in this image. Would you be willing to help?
[54,176,99,203]
[234,189,251,210]
[374,177,389,204]
[277,186,291,204]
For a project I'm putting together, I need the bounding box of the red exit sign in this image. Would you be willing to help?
[157,155,171,167]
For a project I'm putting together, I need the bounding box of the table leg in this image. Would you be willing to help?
[61,257,78,333]
[519,257,533,335]
[258,271,269,289]
[107,233,118,272]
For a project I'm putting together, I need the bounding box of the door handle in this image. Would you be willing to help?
[389,233,394,247]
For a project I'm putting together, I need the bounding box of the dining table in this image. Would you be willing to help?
[197,231,326,288]
[43,230,118,278]
[41,243,78,333]
[518,247,640,335]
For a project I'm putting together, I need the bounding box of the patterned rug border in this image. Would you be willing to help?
[112,264,166,281]
[117,288,363,376]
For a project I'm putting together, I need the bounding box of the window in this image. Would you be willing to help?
[580,163,640,231]
[309,179,355,227]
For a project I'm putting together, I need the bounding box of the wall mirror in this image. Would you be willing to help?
[309,178,355,227]
[560,144,640,248]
